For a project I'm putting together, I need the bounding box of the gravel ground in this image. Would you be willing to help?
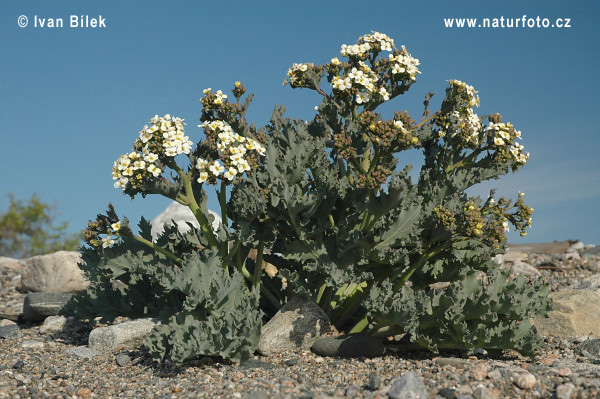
[1,248,600,399]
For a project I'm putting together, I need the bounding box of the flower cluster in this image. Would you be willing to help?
[197,120,266,184]
[203,88,228,105]
[447,80,480,109]
[388,46,421,81]
[358,111,418,150]
[286,63,315,87]
[487,117,529,167]
[341,31,395,59]
[83,215,122,249]
[112,115,192,191]
[440,109,482,147]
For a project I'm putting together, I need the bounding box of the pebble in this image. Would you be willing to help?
[65,346,100,360]
[515,372,536,389]
[0,325,20,339]
[555,382,576,399]
[388,371,429,399]
[21,340,44,350]
[311,334,385,358]
[116,353,132,367]
[367,372,381,391]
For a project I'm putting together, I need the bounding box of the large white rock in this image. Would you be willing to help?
[533,290,600,338]
[21,251,88,293]
[151,202,222,241]
[88,318,159,352]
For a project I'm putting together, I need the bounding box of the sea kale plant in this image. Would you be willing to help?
[63,31,550,364]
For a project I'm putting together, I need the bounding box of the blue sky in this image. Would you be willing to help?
[1,0,598,245]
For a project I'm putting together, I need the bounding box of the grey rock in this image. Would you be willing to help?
[22,292,73,322]
[151,201,221,241]
[532,290,600,338]
[242,390,271,399]
[587,261,600,272]
[568,241,585,252]
[39,315,68,334]
[12,360,25,370]
[0,325,21,339]
[434,357,470,367]
[509,261,541,277]
[0,256,23,270]
[311,334,385,358]
[65,346,101,360]
[503,249,528,263]
[88,318,159,352]
[240,359,282,371]
[556,252,580,261]
[258,295,330,356]
[491,254,503,266]
[582,246,600,258]
[368,372,381,391]
[456,395,473,399]
[472,385,496,399]
[65,384,79,395]
[388,371,429,399]
[580,275,600,292]
[438,388,455,399]
[575,338,600,359]
[554,383,576,399]
[115,353,132,367]
[21,340,44,349]
[21,251,88,292]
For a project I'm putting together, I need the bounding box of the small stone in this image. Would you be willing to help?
[21,251,88,292]
[115,353,132,367]
[575,338,600,358]
[515,372,536,389]
[242,390,271,399]
[76,388,92,398]
[65,346,100,360]
[486,369,502,380]
[472,364,487,381]
[434,357,470,367]
[368,372,381,391]
[12,360,25,370]
[345,384,361,397]
[65,384,78,395]
[0,324,21,339]
[554,383,576,399]
[472,385,496,399]
[458,385,473,394]
[438,388,456,399]
[388,371,429,399]
[22,292,73,322]
[569,241,585,251]
[509,261,541,276]
[311,334,385,358]
[21,340,44,350]
[558,368,572,377]
[39,315,68,335]
[587,261,600,272]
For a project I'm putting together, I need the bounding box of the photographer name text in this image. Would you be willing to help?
[18,15,107,28]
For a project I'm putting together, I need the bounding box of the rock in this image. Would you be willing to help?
[503,249,528,263]
[12,360,25,370]
[0,256,23,270]
[568,241,585,252]
[22,292,73,322]
[21,251,88,292]
[587,261,600,273]
[472,385,496,399]
[368,372,382,391]
[556,252,580,261]
[508,261,541,277]
[311,335,385,358]
[388,371,429,399]
[240,359,282,371]
[554,382,576,399]
[532,290,600,337]
[514,372,536,389]
[242,390,271,399]
[438,388,456,399]
[151,201,222,241]
[21,340,44,350]
[472,364,487,381]
[258,295,330,356]
[580,275,600,292]
[115,353,132,367]
[65,346,101,360]
[574,338,600,359]
[434,357,470,367]
[582,246,600,258]
[491,254,503,266]
[88,318,159,352]
[39,315,68,334]
[345,384,361,396]
[0,325,21,339]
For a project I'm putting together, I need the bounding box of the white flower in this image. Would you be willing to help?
[203,88,211,95]
[355,92,371,104]
[197,171,209,183]
[348,68,363,81]
[147,164,162,177]
[331,57,340,65]
[224,167,238,181]
[144,153,158,163]
[102,236,115,248]
[110,222,122,232]
[196,158,208,169]
[209,160,225,176]
[502,220,510,232]
[237,159,251,172]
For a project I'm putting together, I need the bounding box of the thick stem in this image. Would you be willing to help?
[252,240,265,289]
[131,234,183,265]
[218,180,228,257]
[169,161,219,249]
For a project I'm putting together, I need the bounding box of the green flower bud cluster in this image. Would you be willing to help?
[82,211,122,249]
[355,164,392,190]
[358,111,418,150]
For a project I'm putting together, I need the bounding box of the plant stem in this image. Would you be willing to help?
[391,241,452,292]
[218,180,228,257]
[131,234,183,265]
[252,240,265,289]
[169,161,219,249]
